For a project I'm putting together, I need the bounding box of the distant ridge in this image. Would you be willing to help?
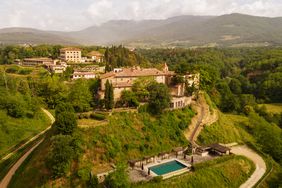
[1,13,282,47]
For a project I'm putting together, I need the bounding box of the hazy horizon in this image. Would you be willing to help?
[0,0,282,31]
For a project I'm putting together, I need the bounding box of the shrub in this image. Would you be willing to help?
[54,111,77,135]
[6,100,26,118]
[18,68,32,75]
[138,104,149,113]
[90,113,106,120]
[5,66,19,73]
[78,113,90,119]
[104,164,129,188]
[88,175,99,188]
[151,176,163,182]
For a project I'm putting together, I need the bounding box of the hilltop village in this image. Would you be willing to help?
[15,47,200,109]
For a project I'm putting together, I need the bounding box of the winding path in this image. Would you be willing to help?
[0,108,55,188]
[185,93,266,187]
[184,93,218,145]
[231,145,266,188]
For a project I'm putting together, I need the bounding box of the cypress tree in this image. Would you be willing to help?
[104,80,114,110]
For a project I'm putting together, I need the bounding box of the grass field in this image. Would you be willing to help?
[197,113,254,145]
[259,103,282,114]
[134,155,255,188]
[78,118,108,128]
[0,110,50,157]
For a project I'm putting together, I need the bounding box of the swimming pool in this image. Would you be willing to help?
[149,160,188,176]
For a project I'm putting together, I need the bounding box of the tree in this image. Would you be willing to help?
[104,164,129,188]
[53,111,77,135]
[89,79,100,108]
[229,78,242,94]
[38,76,68,109]
[132,77,154,102]
[104,80,114,110]
[119,90,139,107]
[68,79,92,112]
[216,80,240,112]
[55,102,74,118]
[5,95,26,118]
[171,75,185,85]
[185,82,196,96]
[47,135,80,178]
[147,83,171,114]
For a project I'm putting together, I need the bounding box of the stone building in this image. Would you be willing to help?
[99,64,200,109]
[99,64,174,100]
[22,58,54,66]
[87,51,104,63]
[60,47,81,63]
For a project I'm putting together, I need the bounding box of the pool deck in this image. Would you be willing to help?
[144,158,191,179]
[128,154,215,183]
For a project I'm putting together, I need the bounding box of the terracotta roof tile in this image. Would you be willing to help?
[60,47,81,52]
[88,51,104,57]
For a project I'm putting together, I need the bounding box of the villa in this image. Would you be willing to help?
[60,47,81,63]
[72,71,96,80]
[99,64,200,109]
[22,57,55,66]
[48,64,67,74]
[87,51,104,63]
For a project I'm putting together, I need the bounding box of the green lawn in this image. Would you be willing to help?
[133,155,255,188]
[197,113,254,145]
[0,109,50,157]
[259,103,282,114]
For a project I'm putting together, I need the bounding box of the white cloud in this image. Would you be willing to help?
[0,0,281,31]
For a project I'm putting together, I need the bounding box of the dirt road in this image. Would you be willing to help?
[0,108,55,188]
[1,108,54,161]
[231,145,266,188]
[0,139,44,188]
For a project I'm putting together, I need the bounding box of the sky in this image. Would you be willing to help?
[0,0,282,31]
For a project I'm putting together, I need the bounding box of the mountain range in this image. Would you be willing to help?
[1,13,282,48]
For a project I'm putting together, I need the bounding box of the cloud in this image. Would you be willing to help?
[0,0,282,31]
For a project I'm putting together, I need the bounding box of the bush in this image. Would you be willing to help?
[138,104,149,113]
[78,113,90,119]
[90,113,106,120]
[5,66,19,73]
[88,175,99,188]
[54,111,77,135]
[104,164,129,188]
[18,68,32,75]
[6,100,26,118]
[151,176,163,183]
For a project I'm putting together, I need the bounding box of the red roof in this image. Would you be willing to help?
[100,67,174,79]
[60,47,81,52]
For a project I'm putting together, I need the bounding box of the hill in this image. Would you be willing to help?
[1,14,282,47]
[70,13,282,47]
[0,28,77,45]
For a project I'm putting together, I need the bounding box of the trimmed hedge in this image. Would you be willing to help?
[90,113,106,120]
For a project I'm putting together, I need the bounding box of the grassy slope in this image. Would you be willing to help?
[259,103,282,114]
[8,134,53,188]
[9,108,195,187]
[0,110,50,157]
[78,108,194,173]
[134,155,255,188]
[197,113,254,145]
